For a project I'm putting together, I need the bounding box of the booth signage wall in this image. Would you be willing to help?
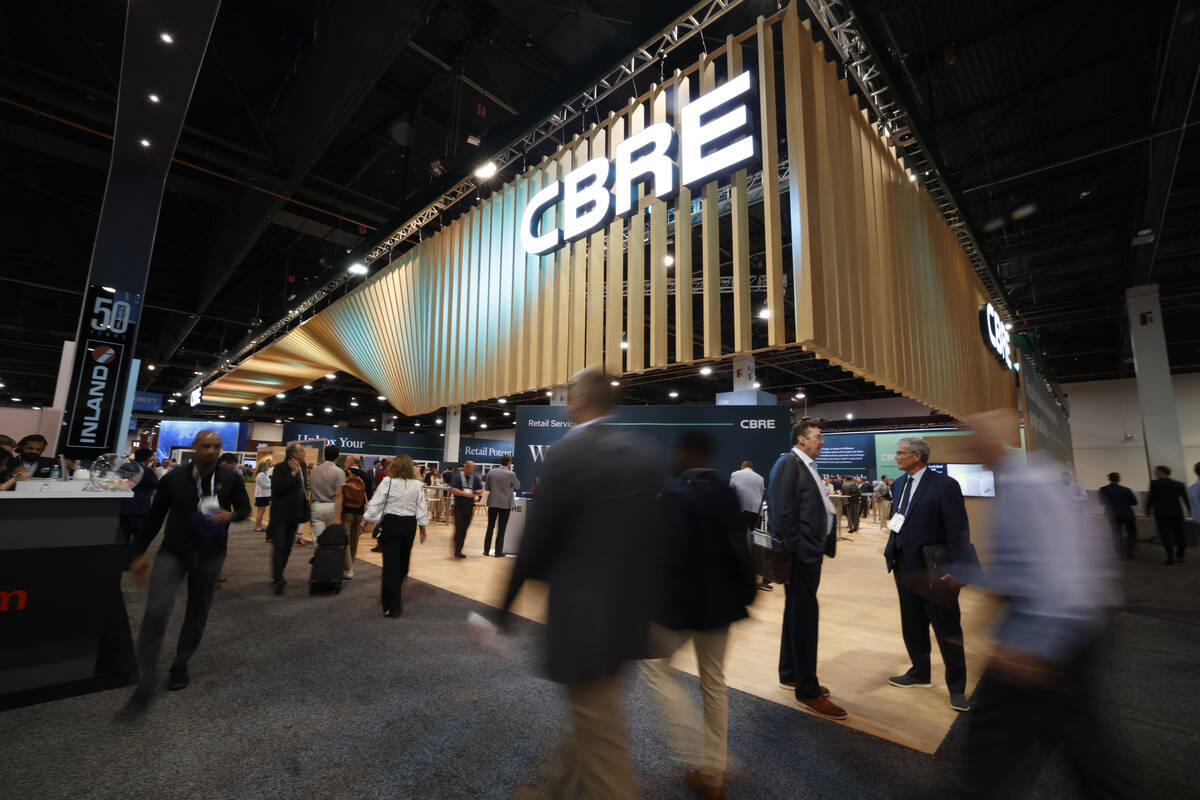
[154,420,247,461]
[813,432,876,477]
[203,4,1016,428]
[460,438,515,461]
[514,405,792,485]
[280,422,444,460]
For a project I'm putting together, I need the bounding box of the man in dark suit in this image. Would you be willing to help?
[269,443,311,593]
[885,436,974,712]
[767,420,846,720]
[1146,465,1189,564]
[1099,472,1139,559]
[496,367,659,799]
[842,474,862,533]
[126,431,249,709]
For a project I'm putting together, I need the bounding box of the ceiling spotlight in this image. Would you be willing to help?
[498,398,507,404]
[303,384,313,390]
[370,418,376,423]
[324,407,333,413]
[436,418,443,424]
[102,286,117,293]
[480,423,488,429]
[908,172,917,183]
[1005,322,1014,331]
[757,308,770,319]
[148,93,160,103]
[430,159,446,177]
[466,134,481,147]
[350,401,359,407]
[167,398,177,404]
[193,371,202,375]
[159,32,173,44]
[796,392,806,399]
[753,381,761,389]
[377,395,386,400]
[240,405,249,410]
[668,391,679,399]
[139,139,151,148]
[699,366,713,376]
[147,364,156,371]
[469,414,477,421]
[545,391,552,397]
[440,433,445,437]
[503,411,510,417]
[845,412,854,421]
[275,419,282,424]
[11,398,21,402]
[275,392,286,399]
[325,373,337,380]
[32,406,42,411]
[306,411,313,417]
[255,400,265,406]
[414,422,421,426]
[218,414,225,419]
[347,262,368,276]
[610,380,619,387]
[663,254,674,267]
[474,161,498,179]
[620,341,628,350]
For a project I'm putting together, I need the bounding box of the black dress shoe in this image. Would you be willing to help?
[168,668,189,691]
[454,552,467,559]
[273,579,286,595]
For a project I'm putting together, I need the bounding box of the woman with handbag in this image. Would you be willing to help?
[363,454,428,618]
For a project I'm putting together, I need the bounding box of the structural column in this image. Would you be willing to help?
[732,355,757,391]
[1126,284,1185,478]
[443,405,462,464]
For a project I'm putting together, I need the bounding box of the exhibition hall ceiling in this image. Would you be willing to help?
[2,0,1196,430]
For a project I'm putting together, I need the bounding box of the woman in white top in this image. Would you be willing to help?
[364,454,428,618]
[253,460,272,533]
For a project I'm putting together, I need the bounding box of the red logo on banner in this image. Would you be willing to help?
[1139,311,1154,326]
[91,345,116,364]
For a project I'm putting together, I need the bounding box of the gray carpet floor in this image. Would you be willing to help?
[2,523,1196,799]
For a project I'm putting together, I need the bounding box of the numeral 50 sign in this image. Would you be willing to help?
[90,295,134,334]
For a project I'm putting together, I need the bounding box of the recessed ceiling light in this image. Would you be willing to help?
[1005,322,1014,331]
[240,405,249,410]
[325,373,337,380]
[752,382,760,389]
[699,366,713,376]
[663,254,674,267]
[545,391,552,397]
[350,401,359,407]
[503,411,510,417]
[610,380,619,387]
[436,418,443,424]
[303,385,313,390]
[10,397,20,402]
[276,393,286,399]
[757,308,770,319]
[193,371,201,375]
[414,422,421,426]
[139,139,151,148]
[480,423,488,429]
[845,412,854,420]
[908,172,917,183]
[469,414,477,421]
[498,398,507,404]
[796,392,806,399]
[148,93,160,103]
[159,32,173,44]
[255,400,265,406]
[167,398,177,404]
[377,395,385,400]
[620,341,628,350]
[275,419,282,423]
[102,286,116,293]
[324,407,333,413]
[370,418,376,423]
[306,411,313,417]
[218,415,225,419]
[32,406,41,410]
[147,364,156,371]
[668,391,679,398]
[440,433,445,437]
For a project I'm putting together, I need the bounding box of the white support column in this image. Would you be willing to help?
[115,358,140,457]
[1126,284,1185,478]
[732,354,756,391]
[443,405,462,463]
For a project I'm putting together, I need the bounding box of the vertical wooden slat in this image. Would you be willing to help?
[727,35,752,355]
[605,114,626,373]
[756,16,785,346]
[625,101,646,372]
[781,6,820,344]
[569,135,589,376]
[818,47,849,364]
[699,54,720,359]
[511,174,530,392]
[476,197,494,403]
[554,147,573,384]
[673,72,694,363]
[648,84,669,367]
[523,166,543,392]
[587,126,607,369]
[498,181,518,397]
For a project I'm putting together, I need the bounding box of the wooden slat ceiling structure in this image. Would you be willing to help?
[205,6,1016,421]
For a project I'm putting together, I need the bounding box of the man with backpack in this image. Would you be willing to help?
[341,454,374,579]
[644,431,755,800]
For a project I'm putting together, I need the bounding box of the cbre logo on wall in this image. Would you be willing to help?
[520,71,759,256]
[978,303,1014,371]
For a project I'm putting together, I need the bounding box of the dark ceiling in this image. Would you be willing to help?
[1,0,1196,437]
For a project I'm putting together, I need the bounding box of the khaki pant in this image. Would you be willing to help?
[342,511,363,570]
[310,501,336,543]
[564,674,638,800]
[641,623,730,782]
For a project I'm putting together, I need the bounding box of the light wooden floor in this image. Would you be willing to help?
[351,510,995,754]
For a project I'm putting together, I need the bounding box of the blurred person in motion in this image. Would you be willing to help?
[483,454,520,556]
[729,459,769,590]
[1146,465,1189,564]
[269,443,311,594]
[118,448,160,563]
[1189,462,1200,525]
[953,410,1129,799]
[363,454,427,617]
[1099,472,1138,559]
[644,431,754,800]
[768,421,846,720]
[0,433,30,490]
[125,431,249,710]
[885,436,976,711]
[491,367,659,799]
[253,459,272,534]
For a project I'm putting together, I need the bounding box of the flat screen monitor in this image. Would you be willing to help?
[946,463,995,497]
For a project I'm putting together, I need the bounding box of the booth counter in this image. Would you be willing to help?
[0,483,137,709]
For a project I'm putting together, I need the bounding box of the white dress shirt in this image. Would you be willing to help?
[365,477,429,526]
[896,466,928,514]
[794,447,836,536]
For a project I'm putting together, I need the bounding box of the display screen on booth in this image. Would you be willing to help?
[520,71,759,256]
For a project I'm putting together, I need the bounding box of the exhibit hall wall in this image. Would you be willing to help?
[1066,373,1200,492]
[200,5,1016,426]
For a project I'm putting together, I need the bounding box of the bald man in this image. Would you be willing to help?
[126,431,249,711]
[448,459,483,558]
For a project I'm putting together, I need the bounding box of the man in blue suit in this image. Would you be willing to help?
[885,436,974,711]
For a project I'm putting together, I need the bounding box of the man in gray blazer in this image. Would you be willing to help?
[483,454,521,556]
[497,367,659,799]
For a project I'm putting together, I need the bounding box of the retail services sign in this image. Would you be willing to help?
[978,303,1013,370]
[520,71,759,255]
[64,285,143,457]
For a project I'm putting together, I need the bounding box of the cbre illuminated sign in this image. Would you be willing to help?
[520,70,759,256]
[978,303,1014,370]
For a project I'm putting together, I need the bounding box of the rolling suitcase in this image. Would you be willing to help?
[309,523,348,594]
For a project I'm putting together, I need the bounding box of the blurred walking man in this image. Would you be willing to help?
[494,367,659,799]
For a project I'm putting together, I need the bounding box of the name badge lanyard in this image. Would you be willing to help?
[195,469,217,510]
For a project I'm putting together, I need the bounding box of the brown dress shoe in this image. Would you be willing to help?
[795,694,848,720]
[684,768,725,800]
[779,680,831,697]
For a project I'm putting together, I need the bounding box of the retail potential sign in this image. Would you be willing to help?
[520,71,759,255]
[514,404,790,486]
[460,438,515,461]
